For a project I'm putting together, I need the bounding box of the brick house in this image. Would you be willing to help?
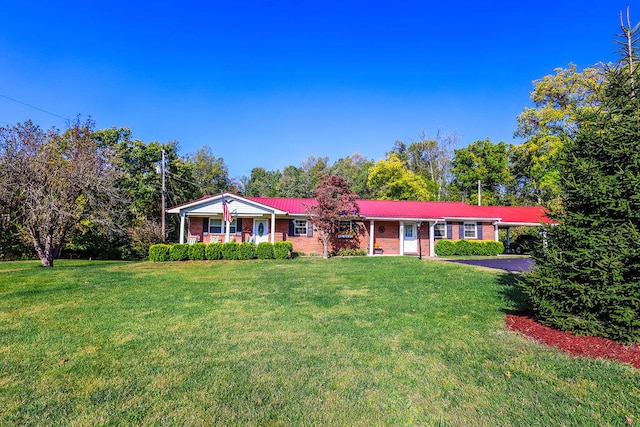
[167,193,549,256]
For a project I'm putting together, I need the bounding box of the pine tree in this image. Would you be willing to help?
[520,15,640,344]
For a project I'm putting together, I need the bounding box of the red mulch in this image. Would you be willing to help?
[505,313,640,369]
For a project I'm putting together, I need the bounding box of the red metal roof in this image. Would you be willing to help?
[248,197,550,224]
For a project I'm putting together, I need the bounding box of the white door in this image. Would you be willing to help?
[253,219,269,244]
[403,223,418,253]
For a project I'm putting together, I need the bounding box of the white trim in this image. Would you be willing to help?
[429,221,435,256]
[399,221,405,256]
[179,212,186,244]
[433,222,447,239]
[463,222,477,239]
[494,224,499,242]
[369,220,375,256]
[270,213,276,244]
[167,193,288,215]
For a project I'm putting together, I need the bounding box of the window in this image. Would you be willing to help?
[464,222,477,239]
[294,219,308,235]
[404,224,414,238]
[338,220,354,233]
[434,223,446,239]
[210,218,236,234]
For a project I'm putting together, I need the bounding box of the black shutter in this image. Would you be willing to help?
[203,217,209,233]
[459,223,464,240]
[289,220,295,236]
[446,222,452,239]
[477,222,483,240]
[237,218,243,232]
[307,221,313,237]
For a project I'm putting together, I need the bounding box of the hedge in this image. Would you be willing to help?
[188,243,207,260]
[274,241,293,259]
[434,240,504,257]
[237,242,256,260]
[221,241,239,260]
[206,242,224,260]
[256,242,275,259]
[169,244,190,261]
[149,244,172,262]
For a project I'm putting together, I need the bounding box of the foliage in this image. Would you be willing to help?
[327,153,374,199]
[221,241,240,260]
[435,239,504,256]
[148,244,172,262]
[184,145,230,196]
[306,175,360,258]
[237,242,257,260]
[244,167,282,196]
[206,242,224,260]
[274,241,293,259]
[336,248,367,256]
[451,139,514,205]
[521,45,640,344]
[367,153,433,200]
[188,243,207,261]
[169,243,190,261]
[512,63,606,205]
[0,119,125,267]
[256,242,275,259]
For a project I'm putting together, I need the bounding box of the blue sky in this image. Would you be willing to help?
[0,1,627,178]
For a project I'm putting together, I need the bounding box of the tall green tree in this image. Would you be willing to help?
[327,153,373,199]
[451,139,513,205]
[367,153,433,201]
[521,18,640,344]
[513,63,606,205]
[184,145,230,196]
[244,167,282,197]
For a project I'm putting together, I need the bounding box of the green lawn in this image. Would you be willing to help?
[0,257,638,426]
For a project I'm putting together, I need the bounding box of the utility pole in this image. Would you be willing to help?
[161,149,166,243]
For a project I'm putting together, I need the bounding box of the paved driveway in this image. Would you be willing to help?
[444,257,534,273]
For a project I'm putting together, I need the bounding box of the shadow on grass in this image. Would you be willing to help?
[497,272,532,315]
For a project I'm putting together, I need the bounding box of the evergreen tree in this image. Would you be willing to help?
[520,19,640,343]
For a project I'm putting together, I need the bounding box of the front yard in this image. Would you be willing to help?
[0,257,638,426]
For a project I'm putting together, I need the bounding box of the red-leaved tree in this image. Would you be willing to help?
[306,175,360,258]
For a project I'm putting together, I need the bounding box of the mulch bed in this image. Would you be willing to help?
[506,313,640,369]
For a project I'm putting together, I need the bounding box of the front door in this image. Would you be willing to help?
[253,219,269,244]
[403,223,417,253]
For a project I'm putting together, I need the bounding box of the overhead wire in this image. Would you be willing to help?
[0,93,69,122]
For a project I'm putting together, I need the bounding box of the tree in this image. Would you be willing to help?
[0,119,123,267]
[306,175,360,258]
[327,153,374,199]
[513,63,606,205]
[244,167,282,197]
[277,165,313,197]
[184,145,230,196]
[451,139,513,205]
[520,19,640,344]
[367,153,433,201]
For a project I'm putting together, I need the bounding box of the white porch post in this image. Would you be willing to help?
[270,213,276,243]
[494,223,499,242]
[399,221,405,256]
[179,212,186,244]
[225,220,231,242]
[429,221,435,257]
[369,220,375,255]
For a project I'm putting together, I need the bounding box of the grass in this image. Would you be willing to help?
[0,257,638,426]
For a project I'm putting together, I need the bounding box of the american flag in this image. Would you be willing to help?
[222,196,232,223]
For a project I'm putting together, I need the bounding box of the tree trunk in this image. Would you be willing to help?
[31,230,55,267]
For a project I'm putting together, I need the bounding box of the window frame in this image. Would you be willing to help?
[209,218,237,234]
[434,223,446,239]
[294,219,308,236]
[463,222,477,239]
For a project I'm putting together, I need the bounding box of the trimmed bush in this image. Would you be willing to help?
[274,241,293,259]
[149,244,171,262]
[434,240,456,256]
[222,241,239,260]
[188,243,207,260]
[169,243,190,261]
[206,242,224,260]
[237,242,256,260]
[256,242,274,259]
[435,240,504,257]
[337,248,366,256]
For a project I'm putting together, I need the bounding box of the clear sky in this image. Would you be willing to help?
[0,1,627,178]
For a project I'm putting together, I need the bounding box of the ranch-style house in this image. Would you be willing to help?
[167,193,550,256]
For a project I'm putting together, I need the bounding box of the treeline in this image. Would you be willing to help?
[0,62,601,261]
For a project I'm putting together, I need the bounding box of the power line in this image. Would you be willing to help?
[0,94,69,122]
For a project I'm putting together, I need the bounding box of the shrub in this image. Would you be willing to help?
[256,242,274,259]
[337,248,366,256]
[188,243,207,260]
[169,243,190,261]
[206,242,224,260]
[274,241,293,259]
[434,240,456,256]
[237,242,256,260]
[148,244,171,262]
[485,241,504,256]
[222,241,239,260]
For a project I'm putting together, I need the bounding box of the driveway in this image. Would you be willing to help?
[444,257,534,273]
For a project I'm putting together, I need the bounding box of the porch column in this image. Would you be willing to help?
[429,221,435,257]
[506,228,511,253]
[179,212,186,244]
[270,213,276,244]
[399,221,405,256]
[494,223,499,242]
[225,219,231,242]
[369,220,375,256]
